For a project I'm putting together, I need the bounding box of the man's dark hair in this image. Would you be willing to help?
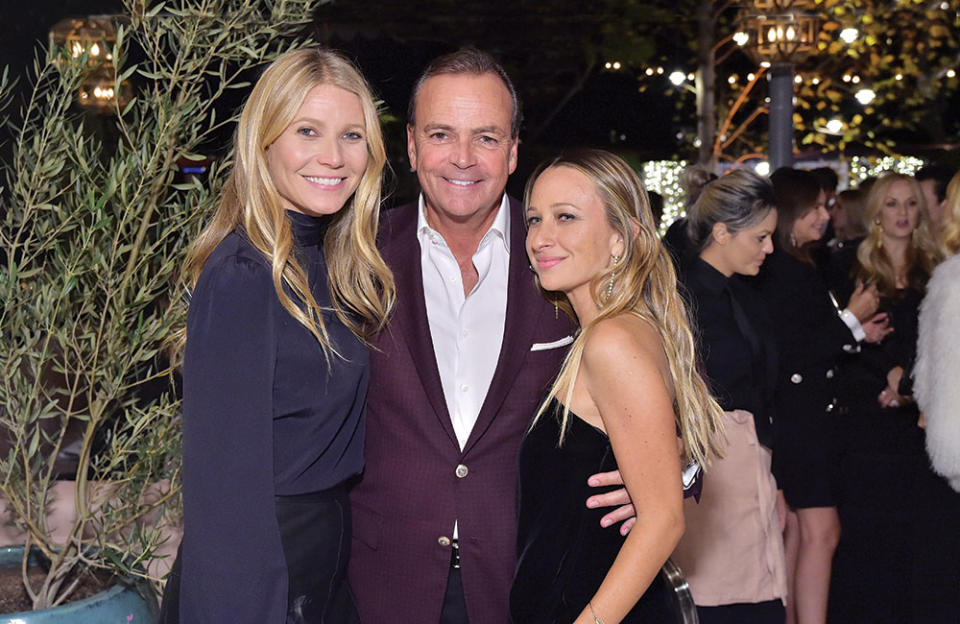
[811,166,839,193]
[916,164,956,204]
[407,47,521,138]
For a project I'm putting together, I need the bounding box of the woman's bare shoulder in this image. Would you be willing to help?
[581,313,668,379]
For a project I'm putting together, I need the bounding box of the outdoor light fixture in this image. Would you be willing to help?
[49,16,116,66]
[733,31,750,46]
[739,0,820,64]
[49,16,130,114]
[854,88,876,105]
[738,0,822,169]
[669,71,687,86]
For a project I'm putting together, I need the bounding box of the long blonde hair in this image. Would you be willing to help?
[937,171,960,257]
[182,48,394,359]
[855,173,939,296]
[526,150,725,468]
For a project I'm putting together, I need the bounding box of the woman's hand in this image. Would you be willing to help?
[862,312,893,344]
[847,281,880,322]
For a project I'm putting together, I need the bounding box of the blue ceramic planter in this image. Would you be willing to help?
[0,546,156,623]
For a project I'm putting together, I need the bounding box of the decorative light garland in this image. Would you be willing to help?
[848,155,924,185]
[641,160,688,234]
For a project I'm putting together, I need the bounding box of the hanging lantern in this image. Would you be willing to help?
[49,16,116,67]
[738,0,821,64]
[49,16,130,114]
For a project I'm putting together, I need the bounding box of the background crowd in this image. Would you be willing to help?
[663,161,960,623]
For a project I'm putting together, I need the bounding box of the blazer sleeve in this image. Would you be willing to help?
[179,253,287,623]
[759,257,854,372]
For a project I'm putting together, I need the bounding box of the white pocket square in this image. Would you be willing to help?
[530,335,575,352]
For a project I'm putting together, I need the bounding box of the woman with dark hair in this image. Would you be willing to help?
[757,168,886,624]
[829,173,940,622]
[512,149,726,623]
[159,48,395,623]
[671,169,787,623]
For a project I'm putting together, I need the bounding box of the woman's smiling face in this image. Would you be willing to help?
[525,166,623,311]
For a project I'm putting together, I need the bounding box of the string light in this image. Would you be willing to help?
[641,160,688,234]
[848,156,924,185]
[948,69,957,79]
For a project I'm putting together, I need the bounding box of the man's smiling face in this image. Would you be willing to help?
[407,72,518,226]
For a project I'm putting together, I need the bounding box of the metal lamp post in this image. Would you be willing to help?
[739,0,820,170]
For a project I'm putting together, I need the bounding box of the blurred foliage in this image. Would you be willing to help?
[0,0,316,610]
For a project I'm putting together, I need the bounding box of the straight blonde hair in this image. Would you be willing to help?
[526,149,725,468]
[181,48,394,360]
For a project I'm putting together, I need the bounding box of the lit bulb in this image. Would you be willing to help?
[839,28,859,44]
[812,77,820,85]
[786,26,796,41]
[645,68,655,76]
[728,75,737,84]
[895,73,903,81]
[687,73,695,81]
[613,61,622,70]
[755,161,771,176]
[605,62,612,69]
[768,27,777,42]
[733,31,749,46]
[855,88,876,105]
[669,71,686,86]
[947,69,957,78]
[90,43,100,57]
[826,119,844,134]
[747,73,756,81]
[760,61,771,68]
[842,74,852,82]
[794,75,803,84]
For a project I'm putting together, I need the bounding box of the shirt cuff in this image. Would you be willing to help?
[840,308,866,342]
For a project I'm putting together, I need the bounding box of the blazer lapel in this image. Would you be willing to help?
[382,204,458,448]
[463,198,549,454]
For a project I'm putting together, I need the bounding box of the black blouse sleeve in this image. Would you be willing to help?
[179,251,287,623]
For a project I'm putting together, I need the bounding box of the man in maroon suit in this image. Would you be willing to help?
[348,49,630,624]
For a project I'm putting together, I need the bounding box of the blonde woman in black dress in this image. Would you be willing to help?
[511,149,725,624]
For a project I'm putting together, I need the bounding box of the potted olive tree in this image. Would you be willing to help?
[0,0,317,616]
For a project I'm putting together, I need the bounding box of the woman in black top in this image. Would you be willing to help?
[513,150,725,623]
[672,169,786,623]
[159,48,394,623]
[757,168,885,624]
[829,173,940,622]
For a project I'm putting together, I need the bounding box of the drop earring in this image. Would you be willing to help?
[605,254,621,301]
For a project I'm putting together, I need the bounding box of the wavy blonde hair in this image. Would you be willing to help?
[179,48,395,361]
[937,171,960,257]
[526,149,725,467]
[855,173,940,296]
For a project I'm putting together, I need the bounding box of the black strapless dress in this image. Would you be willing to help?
[511,400,673,623]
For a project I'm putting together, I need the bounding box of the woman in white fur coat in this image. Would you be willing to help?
[908,169,960,621]
[915,170,960,489]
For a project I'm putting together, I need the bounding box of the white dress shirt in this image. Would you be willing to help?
[417,194,510,451]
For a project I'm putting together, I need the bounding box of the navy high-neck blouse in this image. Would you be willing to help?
[178,210,367,621]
